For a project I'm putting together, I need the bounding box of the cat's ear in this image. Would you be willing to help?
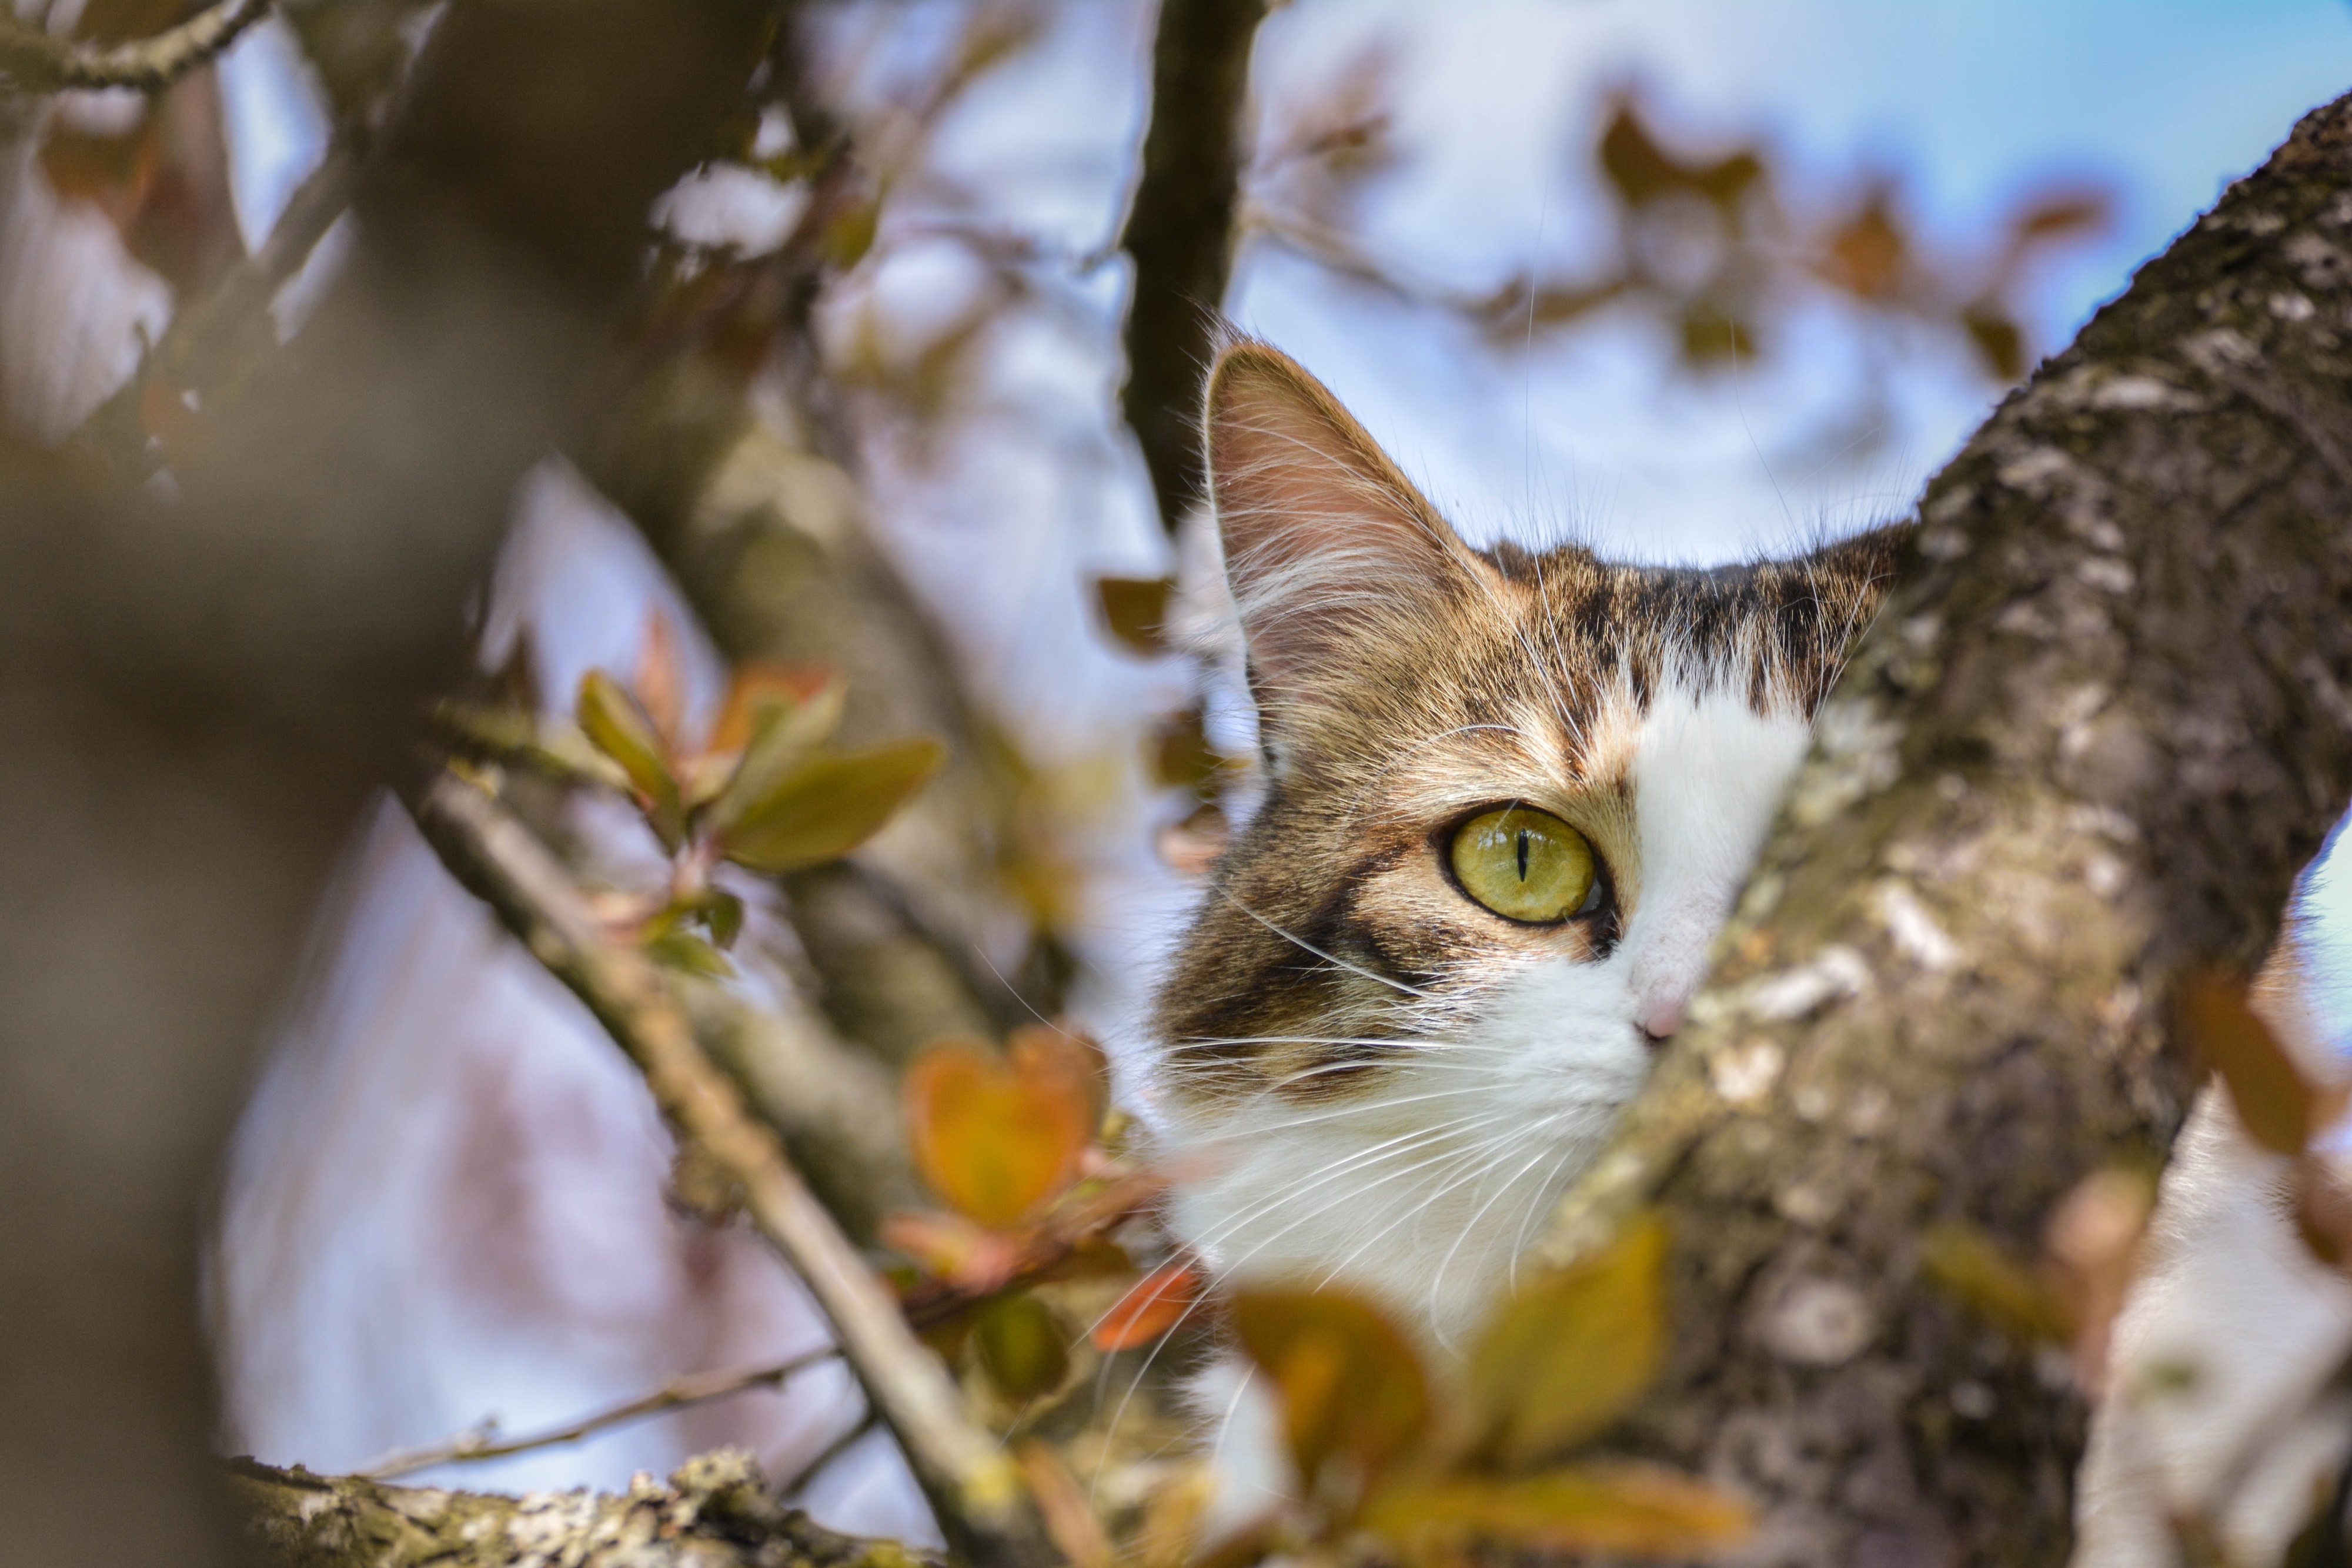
[1203,341,1485,729]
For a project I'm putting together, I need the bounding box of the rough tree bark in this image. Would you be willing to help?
[232,1452,940,1568]
[1536,92,2352,1566]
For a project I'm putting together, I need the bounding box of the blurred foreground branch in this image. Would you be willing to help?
[1534,91,2352,1565]
[409,774,1057,1568]
[0,0,271,92]
[236,1450,939,1568]
[1119,0,1268,533]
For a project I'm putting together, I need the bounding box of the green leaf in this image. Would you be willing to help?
[971,1293,1069,1401]
[821,198,880,270]
[1918,1221,2073,1344]
[576,670,684,847]
[430,701,627,790]
[644,927,734,979]
[1363,1465,1754,1562]
[701,890,745,951]
[717,737,946,875]
[1465,1212,1669,1467]
[700,677,847,837]
[1229,1287,1428,1490]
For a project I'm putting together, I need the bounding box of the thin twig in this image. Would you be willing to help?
[0,0,272,93]
[1117,0,1269,534]
[409,774,1058,1568]
[778,1409,881,1496]
[359,1348,838,1481]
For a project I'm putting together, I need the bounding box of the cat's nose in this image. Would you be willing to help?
[1637,996,1686,1046]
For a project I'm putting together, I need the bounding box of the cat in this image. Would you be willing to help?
[1123,338,2352,1564]
[1122,336,1898,1517]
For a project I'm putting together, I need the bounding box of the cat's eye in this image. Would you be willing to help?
[1448,805,1599,925]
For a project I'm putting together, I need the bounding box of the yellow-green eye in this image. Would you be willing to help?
[1449,805,1598,925]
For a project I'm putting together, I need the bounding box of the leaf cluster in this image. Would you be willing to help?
[438,630,943,981]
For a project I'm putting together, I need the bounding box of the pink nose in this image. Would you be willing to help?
[1638,997,1686,1044]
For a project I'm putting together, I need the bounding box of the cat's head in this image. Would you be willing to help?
[1141,340,1905,1341]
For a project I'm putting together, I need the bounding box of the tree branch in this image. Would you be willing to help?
[1117,0,1268,534]
[233,1450,941,1568]
[1536,91,2352,1565]
[408,774,1059,1568]
[0,0,272,94]
[359,1348,838,1481]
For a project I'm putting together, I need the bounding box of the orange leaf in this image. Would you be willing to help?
[905,1036,1093,1230]
[709,662,837,756]
[1230,1286,1428,1489]
[880,1209,1021,1292]
[1093,1262,1205,1351]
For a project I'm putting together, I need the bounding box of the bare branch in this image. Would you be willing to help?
[358,1348,839,1481]
[1118,0,1269,534]
[0,0,272,94]
[407,774,1059,1568]
[233,1449,942,1568]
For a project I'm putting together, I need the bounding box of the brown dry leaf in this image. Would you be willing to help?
[1919,1221,2074,1345]
[1016,1441,1113,1568]
[1362,1463,1754,1562]
[1150,704,1221,795]
[2178,968,2334,1156]
[717,736,946,875]
[40,117,161,219]
[1816,189,1908,302]
[1229,1286,1429,1490]
[1465,1211,1669,1467]
[1093,576,1175,656]
[904,1036,1093,1230]
[1093,1262,1205,1352]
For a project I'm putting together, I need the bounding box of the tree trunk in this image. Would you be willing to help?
[1537,91,2352,1566]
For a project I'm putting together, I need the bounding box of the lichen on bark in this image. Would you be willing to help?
[232,1450,943,1568]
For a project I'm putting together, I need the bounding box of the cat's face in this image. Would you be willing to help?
[1140,342,1903,1346]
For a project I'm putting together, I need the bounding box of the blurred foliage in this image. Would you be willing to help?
[1248,68,2113,386]
[440,620,941,980]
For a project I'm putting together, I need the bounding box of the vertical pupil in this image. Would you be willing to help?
[1515,828,1529,882]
